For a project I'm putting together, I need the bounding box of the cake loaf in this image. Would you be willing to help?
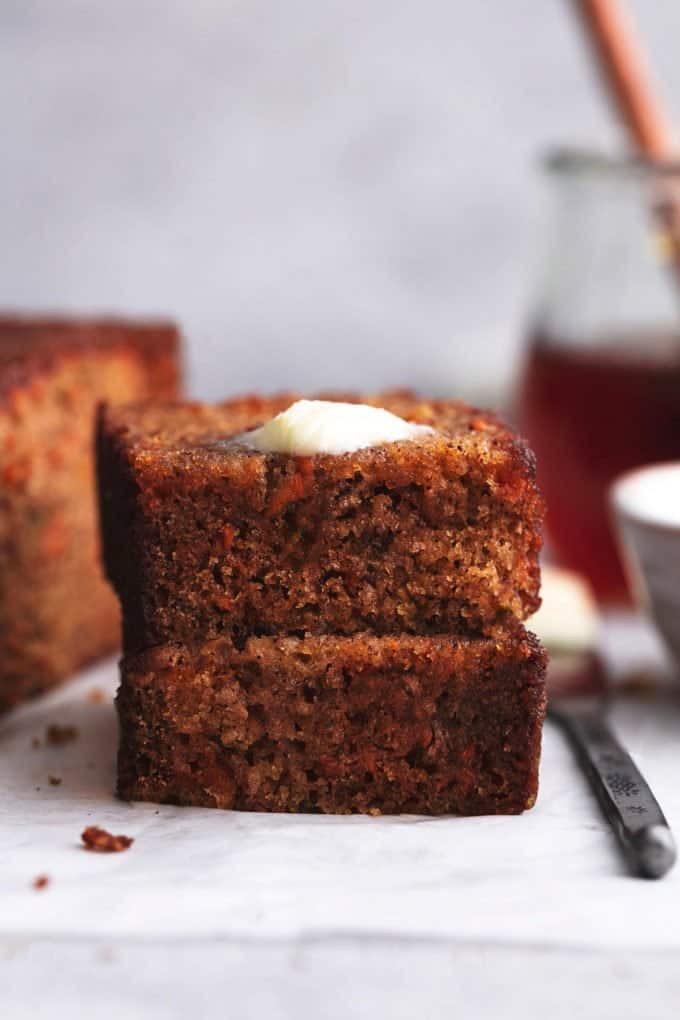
[0,315,181,711]
[97,393,543,653]
[117,628,546,816]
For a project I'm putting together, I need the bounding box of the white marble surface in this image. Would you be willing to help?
[1,621,679,1017]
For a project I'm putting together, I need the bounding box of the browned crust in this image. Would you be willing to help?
[97,390,534,466]
[0,314,181,404]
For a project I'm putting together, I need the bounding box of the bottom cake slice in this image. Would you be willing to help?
[117,629,546,816]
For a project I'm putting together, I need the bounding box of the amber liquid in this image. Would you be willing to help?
[519,331,680,602]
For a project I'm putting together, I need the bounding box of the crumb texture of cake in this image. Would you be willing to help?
[117,628,546,816]
[0,314,181,712]
[98,393,543,653]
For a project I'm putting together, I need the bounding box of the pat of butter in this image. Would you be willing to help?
[529,565,600,654]
[236,399,434,456]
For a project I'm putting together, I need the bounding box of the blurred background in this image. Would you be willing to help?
[2,0,680,403]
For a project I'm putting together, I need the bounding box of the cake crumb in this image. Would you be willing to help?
[86,687,106,704]
[46,723,78,746]
[81,825,134,853]
[48,775,62,786]
[31,736,41,749]
[32,874,50,890]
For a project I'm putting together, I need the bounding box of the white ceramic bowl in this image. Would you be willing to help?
[611,462,680,671]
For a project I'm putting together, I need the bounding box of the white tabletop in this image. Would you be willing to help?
[1,616,679,1019]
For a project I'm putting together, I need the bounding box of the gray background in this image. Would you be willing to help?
[2,0,680,402]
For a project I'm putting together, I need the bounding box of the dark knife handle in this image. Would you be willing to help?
[556,711,676,878]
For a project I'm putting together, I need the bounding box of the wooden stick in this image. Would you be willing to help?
[572,0,675,157]
[572,0,680,276]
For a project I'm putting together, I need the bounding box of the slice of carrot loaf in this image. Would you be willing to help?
[117,628,546,816]
[97,393,543,653]
[0,315,181,712]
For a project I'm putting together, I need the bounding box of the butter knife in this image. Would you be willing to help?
[548,655,676,879]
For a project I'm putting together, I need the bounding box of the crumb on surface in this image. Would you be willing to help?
[46,723,78,746]
[81,825,134,853]
[48,774,62,786]
[86,687,106,704]
[31,737,41,749]
[32,875,49,890]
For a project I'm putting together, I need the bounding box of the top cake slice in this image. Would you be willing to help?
[97,392,543,653]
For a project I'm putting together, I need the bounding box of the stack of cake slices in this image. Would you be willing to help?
[97,392,546,815]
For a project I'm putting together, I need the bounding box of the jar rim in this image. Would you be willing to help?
[544,146,680,178]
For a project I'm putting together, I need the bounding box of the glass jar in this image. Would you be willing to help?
[518,150,680,603]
